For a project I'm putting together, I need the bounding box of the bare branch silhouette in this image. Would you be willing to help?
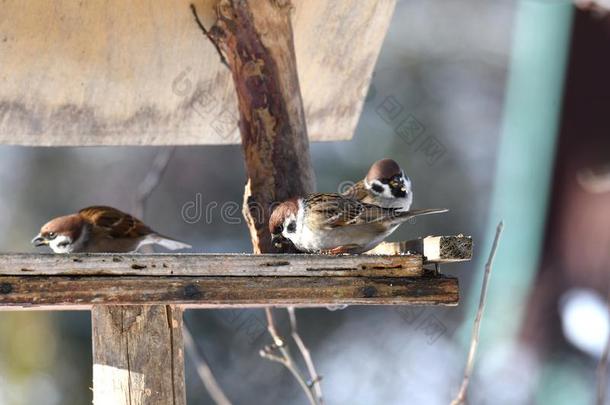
[190,4,229,68]
[133,147,176,218]
[184,325,233,405]
[260,308,318,405]
[452,221,504,405]
[288,307,324,404]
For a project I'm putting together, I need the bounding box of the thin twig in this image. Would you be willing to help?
[133,147,176,218]
[262,308,318,405]
[597,288,610,405]
[184,325,233,405]
[190,3,229,68]
[451,221,504,405]
[288,307,324,404]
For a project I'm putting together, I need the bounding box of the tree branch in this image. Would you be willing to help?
[203,2,320,403]
[189,4,229,69]
[133,147,175,218]
[451,221,504,405]
[261,308,318,405]
[288,307,324,404]
[183,325,233,405]
[210,0,315,253]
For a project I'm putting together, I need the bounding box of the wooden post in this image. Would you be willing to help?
[92,305,186,405]
[212,0,316,253]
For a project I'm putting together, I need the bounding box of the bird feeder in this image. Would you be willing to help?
[0,1,472,403]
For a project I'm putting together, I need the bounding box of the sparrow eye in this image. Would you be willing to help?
[47,232,57,240]
[371,183,384,193]
[287,221,297,233]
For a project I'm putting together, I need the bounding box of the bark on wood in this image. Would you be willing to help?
[0,275,458,307]
[0,253,423,277]
[0,0,395,146]
[92,305,186,405]
[370,235,473,263]
[211,0,315,253]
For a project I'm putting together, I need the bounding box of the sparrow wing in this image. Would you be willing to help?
[78,206,153,239]
[304,193,396,229]
[341,180,369,201]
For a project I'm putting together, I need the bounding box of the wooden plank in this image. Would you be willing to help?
[370,235,473,263]
[0,0,395,146]
[0,275,458,307]
[0,253,423,277]
[92,305,186,405]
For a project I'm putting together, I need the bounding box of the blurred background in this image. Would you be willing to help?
[1,0,609,404]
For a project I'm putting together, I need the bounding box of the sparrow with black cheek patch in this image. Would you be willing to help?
[32,206,191,253]
[269,193,447,254]
[343,158,412,211]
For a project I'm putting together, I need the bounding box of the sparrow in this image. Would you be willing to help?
[269,193,447,254]
[343,158,412,211]
[31,206,191,253]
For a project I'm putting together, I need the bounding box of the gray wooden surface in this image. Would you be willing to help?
[0,253,423,277]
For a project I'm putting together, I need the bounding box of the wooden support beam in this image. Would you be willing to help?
[92,305,186,405]
[211,0,316,253]
[0,275,458,308]
[370,235,473,263]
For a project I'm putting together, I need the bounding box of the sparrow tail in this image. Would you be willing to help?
[146,234,192,251]
[395,208,449,221]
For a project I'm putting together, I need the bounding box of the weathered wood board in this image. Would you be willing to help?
[0,253,459,308]
[0,275,458,308]
[0,253,424,277]
[92,305,186,405]
[0,0,396,146]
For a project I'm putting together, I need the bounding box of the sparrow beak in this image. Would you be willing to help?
[271,234,287,249]
[31,234,47,247]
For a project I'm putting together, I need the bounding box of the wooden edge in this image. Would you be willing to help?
[0,253,423,277]
[369,235,473,263]
[0,275,459,308]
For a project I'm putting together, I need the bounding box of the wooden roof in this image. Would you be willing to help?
[0,0,395,145]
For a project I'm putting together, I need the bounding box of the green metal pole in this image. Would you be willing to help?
[464,0,573,348]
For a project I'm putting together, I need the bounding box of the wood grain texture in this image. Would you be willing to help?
[92,305,186,405]
[0,275,458,307]
[0,0,395,146]
[211,0,316,252]
[370,235,474,263]
[0,253,423,277]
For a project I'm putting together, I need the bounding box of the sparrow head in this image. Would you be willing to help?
[365,158,411,199]
[269,198,300,249]
[32,214,85,253]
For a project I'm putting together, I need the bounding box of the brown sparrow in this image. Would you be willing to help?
[31,206,191,253]
[269,193,447,254]
[343,158,412,211]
